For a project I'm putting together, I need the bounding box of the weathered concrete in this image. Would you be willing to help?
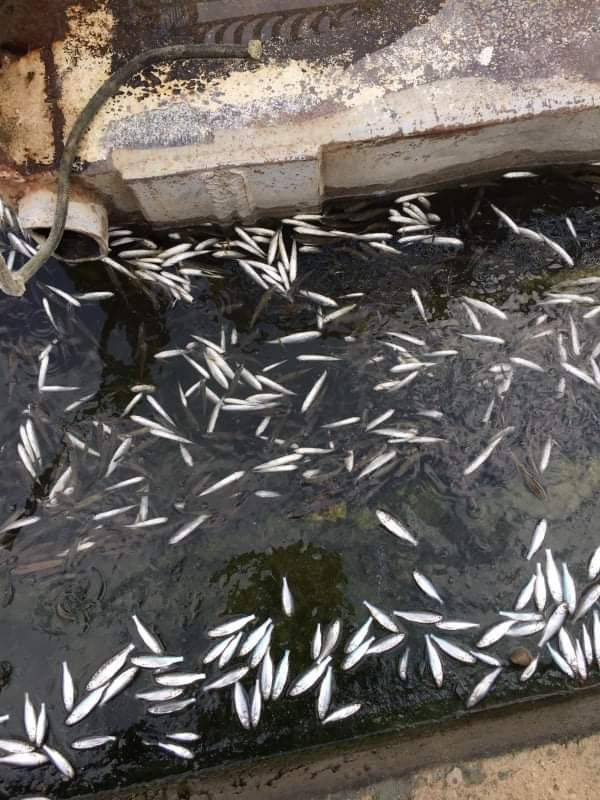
[73,684,600,800]
[1,0,599,222]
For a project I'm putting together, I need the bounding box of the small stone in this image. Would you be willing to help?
[510,647,532,667]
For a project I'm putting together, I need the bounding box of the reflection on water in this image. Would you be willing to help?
[0,169,600,797]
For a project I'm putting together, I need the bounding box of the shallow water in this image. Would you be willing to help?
[1,168,600,798]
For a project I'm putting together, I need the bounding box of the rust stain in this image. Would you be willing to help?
[40,44,66,171]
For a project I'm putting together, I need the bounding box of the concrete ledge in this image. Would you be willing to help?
[1,1,599,223]
[75,684,600,800]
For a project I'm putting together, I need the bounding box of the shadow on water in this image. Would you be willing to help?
[0,167,599,797]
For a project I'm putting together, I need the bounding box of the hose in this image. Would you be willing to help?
[0,40,262,297]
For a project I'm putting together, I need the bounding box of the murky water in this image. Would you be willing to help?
[1,168,600,798]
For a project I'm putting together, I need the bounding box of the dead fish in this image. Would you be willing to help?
[62,663,75,713]
[345,618,373,653]
[301,370,328,413]
[561,562,577,614]
[65,686,105,726]
[0,751,49,767]
[288,657,332,697]
[131,655,183,669]
[42,743,75,778]
[539,602,569,646]
[547,643,574,678]
[268,331,321,345]
[436,620,479,631]
[463,427,514,476]
[425,635,443,687]
[148,698,195,715]
[477,619,514,648]
[466,667,502,708]
[271,650,290,701]
[0,738,34,754]
[573,583,600,621]
[317,665,332,720]
[167,732,200,743]
[545,550,563,604]
[588,546,600,580]
[322,703,361,724]
[394,611,442,624]
[157,741,194,760]
[357,449,397,480]
[413,571,444,604]
[398,648,410,680]
[239,618,273,656]
[131,615,163,654]
[342,637,374,670]
[462,296,507,321]
[24,693,36,742]
[199,470,245,497]
[136,688,184,702]
[71,735,117,750]
[233,682,251,730]
[86,644,135,692]
[375,510,417,546]
[368,633,405,655]
[526,519,547,560]
[281,577,294,617]
[430,635,476,664]
[363,601,399,632]
[204,667,249,691]
[169,514,209,545]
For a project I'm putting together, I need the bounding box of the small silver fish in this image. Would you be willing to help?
[515,575,537,610]
[317,665,333,720]
[148,698,196,715]
[430,635,476,664]
[87,643,135,691]
[43,743,74,778]
[0,751,49,767]
[271,650,290,701]
[250,680,262,728]
[65,686,105,726]
[288,656,332,696]
[413,571,444,604]
[526,519,547,560]
[155,672,205,688]
[466,667,502,708]
[131,615,163,655]
[539,602,569,646]
[322,703,361,724]
[233,682,251,729]
[425,636,443,688]
[208,614,255,639]
[131,655,183,669]
[545,550,563,604]
[363,601,399,632]
[477,619,514,648]
[203,667,249,691]
[71,736,116,750]
[375,510,417,546]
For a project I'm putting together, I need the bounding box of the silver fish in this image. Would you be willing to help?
[169,514,209,545]
[520,655,539,682]
[0,738,34,753]
[463,427,513,476]
[398,648,410,680]
[0,751,49,766]
[131,655,183,669]
[462,296,507,321]
[199,470,245,497]
[436,620,479,631]
[136,688,184,702]
[250,680,262,728]
[208,614,255,639]
[573,583,600,621]
[288,656,332,696]
[268,331,321,345]
[515,575,537,610]
[148,698,195,715]
[233,682,251,730]
[547,643,574,678]
[539,602,569,646]
[271,650,290,701]
[477,619,514,648]
[87,643,135,691]
[535,563,547,612]
[24,693,36,742]
[466,667,502,708]
[375,510,417,546]
[71,735,117,750]
[342,636,375,671]
[203,667,249,691]
[430,635,476,664]
[155,672,205,688]
[319,620,342,661]
[218,631,243,669]
[317,665,333,720]
[301,370,328,413]
[394,611,442,624]
[425,636,443,688]
[558,628,578,674]
[167,732,200,742]
[539,437,553,473]
[322,703,361,724]
[157,741,194,760]
[368,633,405,655]
[561,562,577,614]
[34,703,47,747]
[239,618,272,656]
[413,571,444,605]
[131,615,163,655]
[260,650,273,700]
[526,519,547,560]
[61,662,75,713]
[65,686,105,726]
[357,450,397,480]
[363,601,399,632]
[545,550,563,604]
[43,743,74,778]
